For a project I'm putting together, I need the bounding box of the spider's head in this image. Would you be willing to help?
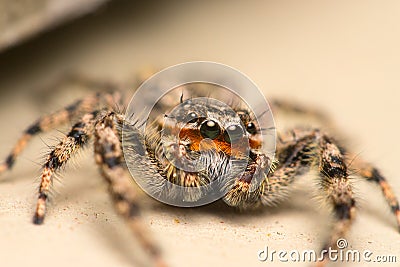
[124,78,275,206]
[125,92,274,206]
[156,97,261,184]
[162,97,262,155]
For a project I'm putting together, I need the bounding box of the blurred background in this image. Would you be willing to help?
[0,1,399,267]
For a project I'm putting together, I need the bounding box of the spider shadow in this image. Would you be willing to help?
[352,180,399,231]
[43,175,152,266]
[53,177,323,262]
[148,187,322,224]
[90,216,152,267]
[0,168,41,184]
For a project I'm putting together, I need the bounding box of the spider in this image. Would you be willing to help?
[0,72,399,267]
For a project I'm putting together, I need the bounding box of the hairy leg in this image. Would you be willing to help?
[33,110,103,224]
[349,157,400,231]
[269,130,356,266]
[258,129,399,265]
[315,133,356,267]
[224,128,359,266]
[275,130,357,266]
[94,113,166,267]
[260,130,318,206]
[223,128,317,207]
[0,92,121,175]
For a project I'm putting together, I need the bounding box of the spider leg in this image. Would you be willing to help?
[273,130,356,267]
[223,129,316,207]
[33,110,103,224]
[0,92,120,175]
[315,132,356,267]
[94,113,166,267]
[257,129,399,266]
[350,157,400,232]
[225,128,357,267]
[260,130,318,206]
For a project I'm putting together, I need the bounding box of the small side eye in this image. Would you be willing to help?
[246,122,257,135]
[200,120,221,139]
[185,112,199,123]
[224,124,244,143]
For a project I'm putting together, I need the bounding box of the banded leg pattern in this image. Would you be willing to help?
[33,111,101,224]
[94,113,166,267]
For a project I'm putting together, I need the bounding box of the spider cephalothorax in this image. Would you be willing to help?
[123,95,272,205]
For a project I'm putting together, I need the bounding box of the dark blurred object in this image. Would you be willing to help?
[0,0,109,51]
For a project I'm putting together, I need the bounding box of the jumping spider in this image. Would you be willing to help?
[0,73,399,267]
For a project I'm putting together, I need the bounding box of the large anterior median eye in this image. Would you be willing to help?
[224,124,244,143]
[200,120,221,139]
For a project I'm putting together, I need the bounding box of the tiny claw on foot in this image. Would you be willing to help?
[33,214,44,225]
[0,155,15,174]
[33,193,47,225]
[396,210,400,233]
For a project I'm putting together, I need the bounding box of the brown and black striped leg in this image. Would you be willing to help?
[0,94,96,175]
[33,111,102,224]
[257,129,355,267]
[94,113,166,267]
[350,158,400,232]
[223,128,319,207]
[259,131,319,206]
[316,133,356,267]
[0,92,120,176]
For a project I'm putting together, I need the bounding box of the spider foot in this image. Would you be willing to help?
[0,155,15,175]
[33,193,47,225]
[396,209,400,233]
[32,215,44,225]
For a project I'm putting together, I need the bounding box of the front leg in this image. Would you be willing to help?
[349,156,400,232]
[34,110,102,224]
[0,91,121,176]
[223,129,318,208]
[233,129,358,267]
[316,133,356,267]
[94,113,167,267]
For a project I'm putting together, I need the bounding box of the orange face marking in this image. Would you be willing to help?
[179,126,260,157]
[249,137,262,149]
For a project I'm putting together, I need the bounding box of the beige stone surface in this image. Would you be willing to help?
[0,1,399,267]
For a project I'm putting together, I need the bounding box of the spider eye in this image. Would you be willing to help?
[200,120,221,139]
[185,112,199,123]
[246,122,257,135]
[224,124,244,143]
